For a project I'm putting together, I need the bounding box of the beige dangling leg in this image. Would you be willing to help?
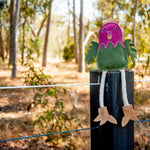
[94,71,117,126]
[120,69,141,127]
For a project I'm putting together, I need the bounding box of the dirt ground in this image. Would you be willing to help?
[0,59,150,149]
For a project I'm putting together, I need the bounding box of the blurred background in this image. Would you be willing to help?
[0,0,150,149]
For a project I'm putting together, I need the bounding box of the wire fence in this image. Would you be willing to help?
[0,79,150,90]
[0,119,150,143]
[0,83,100,90]
[0,79,150,143]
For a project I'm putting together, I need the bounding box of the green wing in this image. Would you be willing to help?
[85,41,98,64]
[124,39,137,63]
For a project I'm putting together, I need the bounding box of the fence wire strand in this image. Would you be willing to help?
[0,80,150,143]
[0,79,150,90]
[0,119,150,143]
[0,83,100,90]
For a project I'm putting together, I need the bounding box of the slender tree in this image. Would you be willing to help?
[0,13,4,62]
[20,0,50,60]
[20,0,28,64]
[78,0,85,72]
[67,0,70,42]
[21,18,26,64]
[132,0,138,47]
[42,0,53,67]
[9,0,15,65]
[26,14,48,59]
[0,0,5,62]
[12,0,20,78]
[73,0,78,63]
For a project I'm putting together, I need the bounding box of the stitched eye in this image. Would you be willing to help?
[102,29,105,32]
[114,27,117,30]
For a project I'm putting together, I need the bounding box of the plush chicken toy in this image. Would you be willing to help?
[86,18,140,127]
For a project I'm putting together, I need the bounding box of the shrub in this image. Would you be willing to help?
[24,60,81,149]
[62,43,75,62]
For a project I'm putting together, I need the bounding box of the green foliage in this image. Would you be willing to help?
[64,140,77,150]
[21,37,41,62]
[0,0,6,10]
[34,100,81,148]
[23,55,81,148]
[24,63,51,86]
[19,0,52,61]
[85,41,98,65]
[24,59,56,106]
[24,47,56,106]
[20,0,52,18]
[62,43,75,62]
[29,38,41,57]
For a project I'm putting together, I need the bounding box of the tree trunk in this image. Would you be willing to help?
[0,15,4,62]
[132,0,138,48]
[73,0,79,63]
[110,0,117,18]
[12,0,20,78]
[37,15,48,37]
[78,0,85,73]
[9,0,15,65]
[22,18,26,64]
[42,0,53,67]
[67,0,70,42]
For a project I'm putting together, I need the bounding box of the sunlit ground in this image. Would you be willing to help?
[0,58,150,149]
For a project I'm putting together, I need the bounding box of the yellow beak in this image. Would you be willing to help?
[107,34,112,40]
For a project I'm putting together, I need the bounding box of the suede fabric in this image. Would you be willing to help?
[97,42,128,71]
[98,23,125,50]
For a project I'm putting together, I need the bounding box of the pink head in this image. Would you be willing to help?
[98,22,125,50]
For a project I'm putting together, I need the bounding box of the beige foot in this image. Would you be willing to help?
[94,107,117,126]
[122,104,141,127]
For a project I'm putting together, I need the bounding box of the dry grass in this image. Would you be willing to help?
[0,59,150,149]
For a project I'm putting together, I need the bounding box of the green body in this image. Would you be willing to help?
[85,40,137,71]
[97,43,128,71]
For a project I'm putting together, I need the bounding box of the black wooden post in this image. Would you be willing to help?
[90,70,134,150]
